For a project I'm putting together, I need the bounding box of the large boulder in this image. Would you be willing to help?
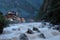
[33,27,40,32]
[26,29,34,34]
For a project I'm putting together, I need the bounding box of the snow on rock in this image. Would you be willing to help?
[0,22,60,40]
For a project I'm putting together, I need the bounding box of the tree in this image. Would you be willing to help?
[46,0,60,25]
[0,12,9,34]
[35,0,50,21]
[36,0,60,25]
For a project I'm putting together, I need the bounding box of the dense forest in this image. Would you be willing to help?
[36,0,60,25]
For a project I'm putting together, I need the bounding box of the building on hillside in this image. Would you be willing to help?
[5,11,26,23]
[5,11,21,23]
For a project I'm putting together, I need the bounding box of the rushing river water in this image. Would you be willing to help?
[0,22,60,40]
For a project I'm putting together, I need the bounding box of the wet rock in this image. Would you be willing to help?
[53,25,60,31]
[39,33,46,39]
[48,24,53,29]
[26,29,34,34]
[20,34,29,40]
[18,28,20,31]
[43,22,46,25]
[0,28,3,34]
[12,28,16,31]
[56,26,60,30]
[33,27,40,32]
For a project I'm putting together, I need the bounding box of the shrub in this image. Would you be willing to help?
[0,12,9,34]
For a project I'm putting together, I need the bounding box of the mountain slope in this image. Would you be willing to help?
[0,0,43,18]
